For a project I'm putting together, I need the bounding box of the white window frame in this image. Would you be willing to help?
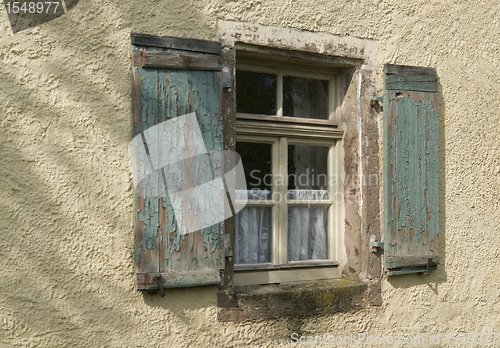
[233,59,344,285]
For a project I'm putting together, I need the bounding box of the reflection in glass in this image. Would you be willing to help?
[236,71,277,115]
[283,76,329,119]
[288,206,328,261]
[287,145,329,199]
[236,142,272,199]
[235,207,271,264]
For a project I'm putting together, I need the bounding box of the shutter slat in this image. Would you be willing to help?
[131,33,222,55]
[383,64,440,275]
[133,51,222,70]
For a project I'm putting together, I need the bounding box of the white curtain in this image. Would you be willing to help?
[234,189,328,264]
[234,190,270,264]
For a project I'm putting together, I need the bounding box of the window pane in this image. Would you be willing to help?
[288,206,328,261]
[236,71,277,115]
[236,142,272,200]
[288,145,329,200]
[235,207,271,264]
[283,76,329,119]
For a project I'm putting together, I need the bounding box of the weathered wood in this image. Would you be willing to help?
[132,33,222,55]
[158,69,224,278]
[386,254,439,269]
[133,51,222,70]
[384,64,437,77]
[236,44,358,70]
[385,75,438,92]
[136,270,221,290]
[383,64,440,275]
[132,35,225,291]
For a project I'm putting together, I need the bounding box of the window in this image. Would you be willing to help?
[232,51,344,285]
[131,24,385,316]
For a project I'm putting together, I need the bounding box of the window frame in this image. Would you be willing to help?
[217,21,382,319]
[232,58,345,285]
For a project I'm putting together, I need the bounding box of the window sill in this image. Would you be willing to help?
[217,278,368,322]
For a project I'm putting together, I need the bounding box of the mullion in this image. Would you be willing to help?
[277,73,283,117]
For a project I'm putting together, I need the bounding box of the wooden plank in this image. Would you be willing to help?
[386,254,439,269]
[132,33,222,55]
[137,270,221,290]
[133,51,222,70]
[386,75,438,92]
[384,64,437,77]
[157,69,225,277]
[133,68,161,290]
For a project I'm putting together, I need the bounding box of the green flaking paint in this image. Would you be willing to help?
[426,106,439,241]
[390,119,398,255]
[391,96,439,254]
[138,197,159,250]
[159,69,223,256]
[135,247,142,264]
[133,46,224,284]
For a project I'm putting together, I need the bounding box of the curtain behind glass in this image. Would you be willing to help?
[234,190,270,264]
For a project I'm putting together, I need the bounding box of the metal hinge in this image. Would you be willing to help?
[370,235,383,253]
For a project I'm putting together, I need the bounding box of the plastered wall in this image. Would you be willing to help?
[1,1,499,347]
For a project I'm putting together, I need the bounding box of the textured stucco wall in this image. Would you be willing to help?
[1,0,499,347]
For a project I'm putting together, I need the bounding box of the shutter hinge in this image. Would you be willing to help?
[370,234,383,253]
[371,96,383,110]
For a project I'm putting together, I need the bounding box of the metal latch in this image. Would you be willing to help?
[154,274,166,297]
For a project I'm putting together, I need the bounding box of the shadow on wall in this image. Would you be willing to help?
[387,80,447,291]
[0,0,223,345]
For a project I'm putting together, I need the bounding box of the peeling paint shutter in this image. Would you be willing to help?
[131,34,224,290]
[383,64,439,276]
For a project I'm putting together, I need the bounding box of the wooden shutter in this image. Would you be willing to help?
[382,64,439,275]
[131,34,224,290]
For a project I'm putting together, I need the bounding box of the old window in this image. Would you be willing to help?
[232,51,344,285]
[131,24,385,315]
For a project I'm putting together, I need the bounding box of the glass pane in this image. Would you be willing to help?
[235,207,271,264]
[283,76,329,119]
[236,71,277,115]
[288,206,328,261]
[236,142,272,200]
[288,145,329,200]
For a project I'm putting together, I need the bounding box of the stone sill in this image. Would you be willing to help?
[217,278,368,322]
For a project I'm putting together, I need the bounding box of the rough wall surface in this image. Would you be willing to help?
[1,0,499,347]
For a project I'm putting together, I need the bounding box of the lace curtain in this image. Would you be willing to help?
[234,189,328,264]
